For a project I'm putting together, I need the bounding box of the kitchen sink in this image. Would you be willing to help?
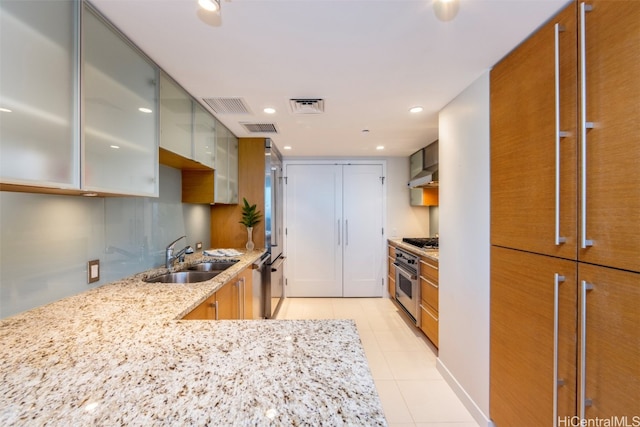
[144,271,220,284]
[188,260,238,272]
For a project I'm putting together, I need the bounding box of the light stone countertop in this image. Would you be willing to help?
[0,250,387,426]
[388,238,439,261]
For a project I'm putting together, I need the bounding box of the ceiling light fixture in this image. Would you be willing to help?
[0,107,12,113]
[409,106,424,113]
[198,0,220,13]
[138,107,153,113]
[263,107,276,114]
[433,0,460,22]
[283,146,292,150]
[376,146,385,151]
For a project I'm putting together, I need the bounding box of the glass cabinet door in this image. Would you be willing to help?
[214,125,230,203]
[193,103,215,168]
[83,6,158,196]
[159,73,192,159]
[227,135,238,203]
[0,0,79,188]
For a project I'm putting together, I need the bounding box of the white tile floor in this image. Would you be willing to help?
[276,297,480,427]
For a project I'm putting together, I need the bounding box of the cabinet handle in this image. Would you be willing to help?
[345,219,349,246]
[553,273,565,427]
[214,300,219,320]
[419,304,438,322]
[579,280,594,419]
[420,276,439,289]
[554,23,568,246]
[239,277,245,319]
[579,2,594,248]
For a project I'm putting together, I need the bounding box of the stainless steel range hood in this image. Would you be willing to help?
[408,140,439,188]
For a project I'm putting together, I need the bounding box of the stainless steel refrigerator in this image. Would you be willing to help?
[264,139,285,318]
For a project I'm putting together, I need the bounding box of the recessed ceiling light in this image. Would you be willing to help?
[263,107,276,114]
[198,0,220,12]
[409,106,424,113]
[82,193,98,197]
[138,107,153,113]
[0,107,12,113]
[110,145,120,149]
[283,146,292,150]
[362,129,370,134]
[376,146,385,150]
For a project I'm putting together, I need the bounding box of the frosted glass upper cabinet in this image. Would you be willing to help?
[83,5,158,196]
[214,124,238,204]
[193,103,215,168]
[0,0,79,189]
[160,73,192,159]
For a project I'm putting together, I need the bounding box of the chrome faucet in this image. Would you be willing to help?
[165,235,189,268]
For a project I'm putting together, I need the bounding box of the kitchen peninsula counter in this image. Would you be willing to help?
[0,251,386,426]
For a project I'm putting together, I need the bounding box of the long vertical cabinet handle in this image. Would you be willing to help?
[240,277,245,319]
[345,220,349,246]
[580,280,594,419]
[579,2,594,248]
[214,300,219,320]
[553,273,566,427]
[554,23,567,245]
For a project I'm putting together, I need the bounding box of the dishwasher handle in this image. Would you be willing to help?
[271,256,286,272]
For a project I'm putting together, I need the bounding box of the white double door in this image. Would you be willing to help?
[285,163,384,297]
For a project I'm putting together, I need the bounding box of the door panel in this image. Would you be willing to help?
[491,4,578,260]
[578,0,640,272]
[578,263,640,419]
[343,164,383,297]
[491,246,577,427]
[285,164,343,297]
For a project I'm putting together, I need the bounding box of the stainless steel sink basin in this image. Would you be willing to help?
[188,261,238,272]
[144,271,220,283]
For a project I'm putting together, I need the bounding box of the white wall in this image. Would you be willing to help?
[437,71,492,426]
[385,157,430,239]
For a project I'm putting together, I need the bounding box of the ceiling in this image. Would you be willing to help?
[90,0,568,158]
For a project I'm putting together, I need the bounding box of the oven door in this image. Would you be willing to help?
[394,262,420,326]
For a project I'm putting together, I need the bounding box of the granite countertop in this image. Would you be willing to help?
[0,250,387,426]
[388,238,439,261]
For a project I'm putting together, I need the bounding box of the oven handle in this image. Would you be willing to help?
[393,262,418,280]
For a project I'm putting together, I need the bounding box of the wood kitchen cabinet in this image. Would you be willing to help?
[387,243,396,297]
[490,1,640,425]
[183,267,253,320]
[419,255,439,348]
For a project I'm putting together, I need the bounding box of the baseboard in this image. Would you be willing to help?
[436,358,496,427]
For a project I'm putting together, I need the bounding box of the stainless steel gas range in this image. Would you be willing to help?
[393,237,439,325]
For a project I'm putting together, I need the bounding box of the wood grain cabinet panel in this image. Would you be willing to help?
[578,264,640,420]
[491,247,577,427]
[491,3,577,260]
[490,1,639,425]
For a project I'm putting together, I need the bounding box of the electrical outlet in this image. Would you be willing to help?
[196,242,203,250]
[88,260,100,284]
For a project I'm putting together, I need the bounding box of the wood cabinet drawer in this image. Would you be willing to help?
[420,303,439,348]
[420,277,439,312]
[420,257,438,282]
[388,245,396,258]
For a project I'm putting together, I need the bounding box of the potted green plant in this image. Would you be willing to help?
[239,198,261,250]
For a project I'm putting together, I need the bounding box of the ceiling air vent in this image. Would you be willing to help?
[202,97,251,114]
[289,98,325,114]
[240,122,279,134]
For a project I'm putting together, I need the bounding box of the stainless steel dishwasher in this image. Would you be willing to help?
[252,252,270,319]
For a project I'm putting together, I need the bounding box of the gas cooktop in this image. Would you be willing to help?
[402,237,439,249]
